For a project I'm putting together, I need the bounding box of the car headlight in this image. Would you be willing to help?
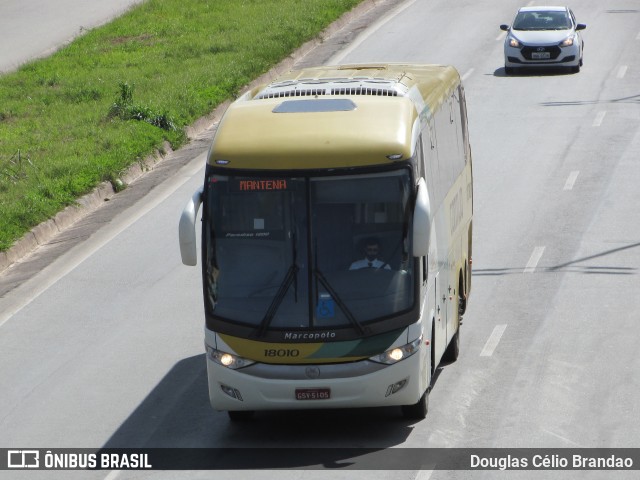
[560,35,575,47]
[508,36,521,48]
[370,336,422,365]
[206,346,255,369]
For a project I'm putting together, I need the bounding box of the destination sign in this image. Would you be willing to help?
[231,179,288,192]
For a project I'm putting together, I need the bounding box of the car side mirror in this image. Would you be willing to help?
[575,23,586,31]
[499,24,510,31]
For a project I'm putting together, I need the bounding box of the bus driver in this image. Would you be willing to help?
[349,237,391,271]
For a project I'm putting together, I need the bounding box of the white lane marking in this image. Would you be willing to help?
[480,325,507,357]
[0,152,206,328]
[524,246,545,274]
[617,65,628,79]
[329,0,419,64]
[541,428,583,447]
[414,469,434,480]
[461,68,474,81]
[636,32,640,40]
[104,471,121,480]
[496,31,506,41]
[563,171,580,190]
[593,111,606,127]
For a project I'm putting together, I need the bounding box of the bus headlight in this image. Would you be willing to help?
[370,337,422,365]
[207,346,255,370]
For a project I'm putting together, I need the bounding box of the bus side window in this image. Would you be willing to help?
[435,96,457,190]
[417,135,426,180]
[459,85,471,165]
[451,93,466,179]
[424,122,442,208]
[422,256,427,284]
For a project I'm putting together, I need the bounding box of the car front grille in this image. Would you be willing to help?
[521,45,562,60]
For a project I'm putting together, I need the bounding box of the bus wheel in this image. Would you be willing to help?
[458,275,466,316]
[228,410,255,422]
[458,289,467,316]
[443,280,463,363]
[401,389,429,420]
[442,328,460,363]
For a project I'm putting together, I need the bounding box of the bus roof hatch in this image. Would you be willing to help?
[272,99,357,113]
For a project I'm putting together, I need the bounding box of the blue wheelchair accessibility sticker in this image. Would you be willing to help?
[316,293,335,318]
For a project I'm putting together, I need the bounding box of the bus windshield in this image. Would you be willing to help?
[203,169,415,336]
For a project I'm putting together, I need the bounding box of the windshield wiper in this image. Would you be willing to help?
[256,263,298,337]
[314,268,365,336]
[256,228,299,337]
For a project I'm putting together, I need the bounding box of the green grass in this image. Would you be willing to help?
[0,0,362,251]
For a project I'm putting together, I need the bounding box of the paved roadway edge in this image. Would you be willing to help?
[0,0,405,276]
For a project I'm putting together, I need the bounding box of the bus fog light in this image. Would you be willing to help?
[220,384,244,401]
[385,378,408,397]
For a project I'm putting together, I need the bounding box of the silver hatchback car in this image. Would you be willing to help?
[500,6,586,74]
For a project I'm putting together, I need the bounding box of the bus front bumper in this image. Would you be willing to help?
[206,351,426,412]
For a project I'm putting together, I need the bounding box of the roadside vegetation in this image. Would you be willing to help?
[0,0,362,251]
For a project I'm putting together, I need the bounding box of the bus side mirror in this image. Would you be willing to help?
[179,185,204,266]
[412,178,431,257]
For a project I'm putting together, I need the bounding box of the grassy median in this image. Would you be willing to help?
[0,0,362,251]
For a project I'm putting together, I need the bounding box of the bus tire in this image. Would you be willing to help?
[458,273,466,316]
[442,328,460,363]
[228,410,255,422]
[443,278,463,363]
[402,389,429,420]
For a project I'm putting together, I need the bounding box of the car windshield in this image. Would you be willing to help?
[513,10,571,30]
[202,169,415,335]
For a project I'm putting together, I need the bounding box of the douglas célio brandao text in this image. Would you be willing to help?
[470,453,634,470]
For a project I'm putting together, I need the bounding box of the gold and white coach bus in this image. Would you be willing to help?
[179,64,473,420]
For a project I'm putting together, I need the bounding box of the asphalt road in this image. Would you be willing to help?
[1,0,640,479]
[0,0,145,73]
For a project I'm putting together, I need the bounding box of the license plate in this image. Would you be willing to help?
[532,51,550,59]
[295,388,331,400]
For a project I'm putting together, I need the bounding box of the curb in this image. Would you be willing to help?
[0,0,403,275]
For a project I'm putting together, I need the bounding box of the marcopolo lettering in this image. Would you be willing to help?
[283,331,337,340]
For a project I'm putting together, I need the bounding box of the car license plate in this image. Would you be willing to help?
[532,51,550,59]
[295,388,330,400]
